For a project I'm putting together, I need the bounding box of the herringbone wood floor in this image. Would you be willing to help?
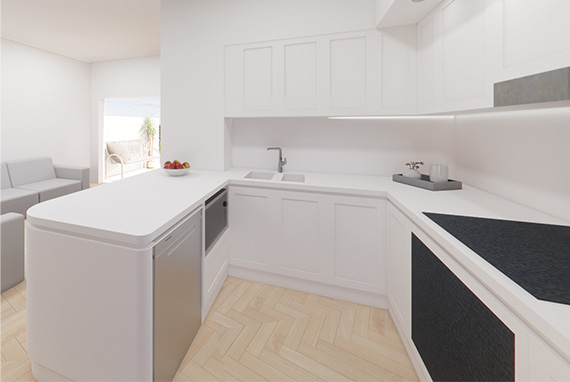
[1,277,418,381]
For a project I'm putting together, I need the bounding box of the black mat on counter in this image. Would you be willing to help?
[424,212,570,306]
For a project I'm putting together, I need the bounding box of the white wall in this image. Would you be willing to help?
[104,116,160,143]
[455,107,570,222]
[232,117,456,177]
[91,56,160,182]
[1,39,90,166]
[161,0,376,171]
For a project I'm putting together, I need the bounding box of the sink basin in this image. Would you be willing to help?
[244,171,275,180]
[281,174,305,183]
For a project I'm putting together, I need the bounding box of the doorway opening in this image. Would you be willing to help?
[103,96,161,182]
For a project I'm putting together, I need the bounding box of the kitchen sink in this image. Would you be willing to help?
[281,174,305,183]
[244,171,275,180]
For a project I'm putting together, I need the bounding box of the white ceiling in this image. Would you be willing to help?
[377,0,445,28]
[1,0,160,63]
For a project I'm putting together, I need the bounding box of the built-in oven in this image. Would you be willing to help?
[204,188,228,255]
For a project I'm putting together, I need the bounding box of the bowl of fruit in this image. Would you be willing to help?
[163,160,191,176]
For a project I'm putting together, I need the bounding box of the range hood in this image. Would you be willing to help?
[494,66,570,107]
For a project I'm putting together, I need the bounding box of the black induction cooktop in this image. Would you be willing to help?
[424,212,570,306]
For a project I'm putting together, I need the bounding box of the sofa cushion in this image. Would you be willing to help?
[6,157,57,187]
[17,178,81,203]
[1,163,11,189]
[1,187,39,216]
[106,142,132,163]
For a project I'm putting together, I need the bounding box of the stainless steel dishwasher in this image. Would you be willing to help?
[153,208,202,382]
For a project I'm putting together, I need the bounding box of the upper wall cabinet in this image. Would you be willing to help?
[417,0,570,114]
[224,28,417,117]
[418,0,493,113]
[489,0,570,83]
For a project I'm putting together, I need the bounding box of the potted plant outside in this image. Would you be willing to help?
[139,116,157,168]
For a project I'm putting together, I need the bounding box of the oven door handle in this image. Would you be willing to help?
[205,189,227,210]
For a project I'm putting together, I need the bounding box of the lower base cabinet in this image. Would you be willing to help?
[411,234,515,381]
[386,203,570,381]
[229,186,386,296]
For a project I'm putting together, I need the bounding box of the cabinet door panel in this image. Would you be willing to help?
[503,0,570,68]
[285,42,317,110]
[442,0,486,103]
[418,17,436,110]
[230,191,270,265]
[387,205,411,337]
[204,232,228,297]
[330,37,367,109]
[243,47,273,111]
[333,203,379,285]
[279,198,320,274]
[381,28,411,109]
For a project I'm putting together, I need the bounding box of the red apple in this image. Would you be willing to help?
[173,160,181,164]
[183,162,190,169]
[163,161,172,168]
[175,162,184,169]
[168,163,176,169]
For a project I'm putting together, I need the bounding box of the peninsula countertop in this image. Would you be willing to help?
[27,167,570,361]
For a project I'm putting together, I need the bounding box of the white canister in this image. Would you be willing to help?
[430,164,449,183]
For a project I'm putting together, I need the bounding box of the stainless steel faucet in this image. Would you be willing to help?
[267,147,287,173]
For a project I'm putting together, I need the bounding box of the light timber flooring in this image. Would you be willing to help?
[1,277,418,381]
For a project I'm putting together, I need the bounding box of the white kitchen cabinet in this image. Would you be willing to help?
[528,332,570,382]
[385,205,536,381]
[229,186,386,298]
[243,46,273,111]
[225,41,280,116]
[417,0,570,114]
[329,35,368,110]
[225,28,416,117]
[278,195,323,276]
[386,202,412,338]
[229,187,274,269]
[417,0,493,113]
[225,30,379,117]
[380,26,418,114]
[489,0,570,84]
[284,42,318,111]
[331,195,386,292]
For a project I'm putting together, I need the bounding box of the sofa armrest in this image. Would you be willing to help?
[54,165,90,190]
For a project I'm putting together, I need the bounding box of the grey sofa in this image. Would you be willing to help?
[1,213,25,292]
[1,157,90,216]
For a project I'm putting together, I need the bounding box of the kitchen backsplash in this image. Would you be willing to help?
[231,117,456,177]
[455,107,570,222]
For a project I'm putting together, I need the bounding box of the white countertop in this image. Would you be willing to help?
[27,167,570,360]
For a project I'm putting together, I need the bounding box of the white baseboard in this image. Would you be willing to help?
[228,264,388,309]
[387,294,431,382]
[202,261,228,321]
